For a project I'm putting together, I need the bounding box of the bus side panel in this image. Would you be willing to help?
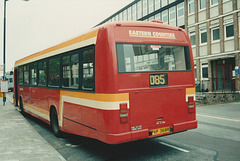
[62,102,97,138]
[97,109,132,144]
[20,86,31,106]
[20,87,60,125]
[97,110,130,133]
[35,88,58,123]
[35,88,51,113]
[95,27,118,94]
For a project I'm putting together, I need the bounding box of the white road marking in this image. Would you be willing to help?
[197,113,240,122]
[159,142,190,153]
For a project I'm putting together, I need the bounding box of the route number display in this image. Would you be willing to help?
[149,73,168,87]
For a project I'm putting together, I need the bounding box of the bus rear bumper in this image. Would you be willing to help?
[98,120,197,144]
[173,120,198,132]
[98,131,132,144]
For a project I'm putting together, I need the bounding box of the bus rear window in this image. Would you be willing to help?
[116,43,191,73]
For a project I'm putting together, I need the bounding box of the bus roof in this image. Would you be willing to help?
[14,29,98,67]
[14,21,186,67]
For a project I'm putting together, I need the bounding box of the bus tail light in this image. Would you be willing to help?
[120,103,128,124]
[188,96,195,113]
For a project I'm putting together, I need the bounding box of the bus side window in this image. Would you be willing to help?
[62,53,79,88]
[81,48,94,91]
[48,57,60,87]
[19,66,24,85]
[24,65,29,85]
[30,63,37,86]
[38,61,47,86]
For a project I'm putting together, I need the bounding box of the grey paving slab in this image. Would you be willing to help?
[0,98,65,161]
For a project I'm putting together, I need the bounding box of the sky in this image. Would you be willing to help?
[0,0,134,74]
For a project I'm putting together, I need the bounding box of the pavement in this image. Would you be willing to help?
[0,97,66,161]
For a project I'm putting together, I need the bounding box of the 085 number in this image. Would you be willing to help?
[149,73,168,87]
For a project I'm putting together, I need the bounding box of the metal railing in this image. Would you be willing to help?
[195,78,236,93]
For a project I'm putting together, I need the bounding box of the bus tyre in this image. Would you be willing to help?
[50,108,63,138]
[19,98,25,116]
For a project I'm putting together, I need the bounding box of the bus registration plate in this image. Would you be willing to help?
[150,127,171,136]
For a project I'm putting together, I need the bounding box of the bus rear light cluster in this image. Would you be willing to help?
[188,96,195,113]
[120,103,128,124]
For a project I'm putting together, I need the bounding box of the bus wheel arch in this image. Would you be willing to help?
[50,106,62,137]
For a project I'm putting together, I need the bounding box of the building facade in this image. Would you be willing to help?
[97,0,240,92]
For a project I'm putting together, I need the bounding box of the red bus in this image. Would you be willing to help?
[14,21,197,144]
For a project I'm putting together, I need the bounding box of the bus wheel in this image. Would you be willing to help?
[19,97,25,115]
[50,108,62,138]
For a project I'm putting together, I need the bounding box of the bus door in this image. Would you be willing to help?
[14,68,18,106]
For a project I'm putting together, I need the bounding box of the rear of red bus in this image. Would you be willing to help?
[95,21,197,144]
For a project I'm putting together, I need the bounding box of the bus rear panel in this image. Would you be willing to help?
[95,22,197,144]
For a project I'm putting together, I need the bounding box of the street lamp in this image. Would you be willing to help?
[2,0,29,105]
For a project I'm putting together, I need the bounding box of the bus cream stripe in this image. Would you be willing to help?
[60,90,129,102]
[24,102,49,116]
[186,94,196,102]
[23,105,50,121]
[59,95,129,127]
[14,37,97,67]
[62,96,129,110]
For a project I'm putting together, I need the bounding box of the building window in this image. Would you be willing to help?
[137,1,142,19]
[224,20,234,39]
[119,12,122,21]
[162,10,168,24]
[128,7,132,21]
[200,27,207,45]
[201,63,208,79]
[211,0,218,6]
[161,0,168,7]
[177,2,184,26]
[149,16,154,21]
[155,13,161,21]
[169,6,176,26]
[132,4,137,20]
[149,0,154,13]
[188,0,194,14]
[199,0,206,10]
[177,2,184,17]
[169,0,175,3]
[143,0,148,17]
[115,15,118,22]
[155,0,161,11]
[211,26,220,42]
[189,31,196,46]
[123,10,127,21]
